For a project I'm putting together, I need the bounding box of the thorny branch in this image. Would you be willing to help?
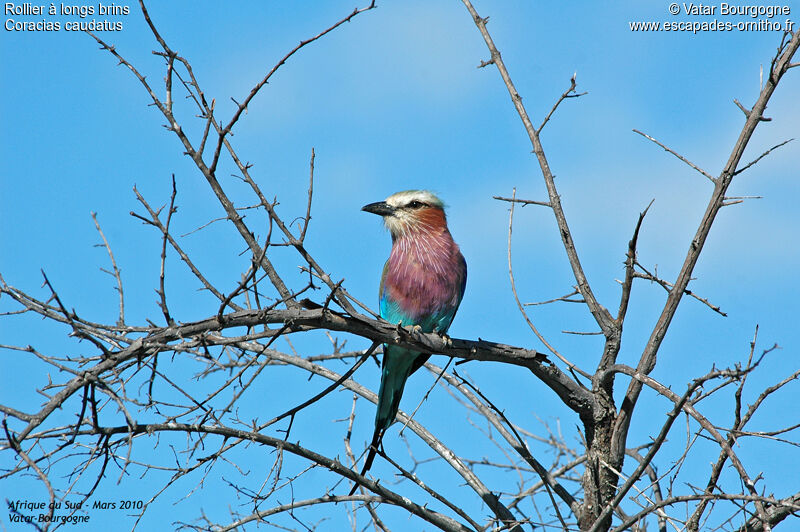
[632,129,716,183]
[613,30,800,496]
[91,212,125,326]
[461,0,799,530]
[1,2,798,532]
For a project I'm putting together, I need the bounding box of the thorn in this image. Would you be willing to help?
[733,99,749,117]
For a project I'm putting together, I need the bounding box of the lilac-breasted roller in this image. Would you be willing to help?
[353,190,467,490]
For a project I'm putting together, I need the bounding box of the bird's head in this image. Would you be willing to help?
[362,190,447,239]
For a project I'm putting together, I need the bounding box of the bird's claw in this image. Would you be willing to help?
[435,330,453,347]
[396,322,422,336]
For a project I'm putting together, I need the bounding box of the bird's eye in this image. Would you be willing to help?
[407,200,426,209]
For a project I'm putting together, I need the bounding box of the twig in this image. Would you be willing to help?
[3,420,56,527]
[399,357,454,436]
[450,368,581,521]
[614,30,800,476]
[156,175,178,326]
[104,420,472,532]
[300,147,315,242]
[217,245,268,323]
[208,1,378,176]
[493,195,550,208]
[132,186,233,308]
[734,98,772,122]
[379,451,484,531]
[40,270,110,356]
[632,266,726,317]
[524,288,583,306]
[263,343,377,435]
[505,187,591,380]
[462,0,615,337]
[587,381,696,532]
[87,27,298,308]
[538,73,587,133]
[733,138,793,175]
[91,212,125,326]
[632,129,715,183]
[617,200,653,324]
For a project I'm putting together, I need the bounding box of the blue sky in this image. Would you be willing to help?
[2,1,799,530]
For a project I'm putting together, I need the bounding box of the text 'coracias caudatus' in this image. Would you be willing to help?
[351,190,467,494]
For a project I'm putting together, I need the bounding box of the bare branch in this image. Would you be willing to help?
[156,175,178,326]
[632,267,726,317]
[617,200,653,324]
[87,27,298,308]
[734,138,794,175]
[538,73,587,133]
[493,195,551,208]
[3,7,796,532]
[632,129,716,183]
[734,98,772,121]
[461,0,615,337]
[3,420,57,526]
[300,147,315,242]
[102,421,473,532]
[446,366,581,520]
[91,212,125,326]
[505,188,592,382]
[524,288,584,306]
[208,2,377,176]
[613,30,800,480]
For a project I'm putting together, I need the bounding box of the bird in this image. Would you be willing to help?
[350,190,467,494]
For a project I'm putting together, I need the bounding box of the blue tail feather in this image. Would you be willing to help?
[349,345,428,495]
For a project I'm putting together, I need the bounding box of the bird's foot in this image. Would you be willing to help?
[397,322,423,337]
[436,330,453,347]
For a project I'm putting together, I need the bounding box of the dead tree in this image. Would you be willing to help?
[2,2,799,530]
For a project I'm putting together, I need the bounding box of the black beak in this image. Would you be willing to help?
[362,201,395,216]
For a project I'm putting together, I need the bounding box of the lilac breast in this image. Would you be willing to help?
[383,229,465,323]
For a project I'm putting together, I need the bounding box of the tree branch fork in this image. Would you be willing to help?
[2,1,799,530]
